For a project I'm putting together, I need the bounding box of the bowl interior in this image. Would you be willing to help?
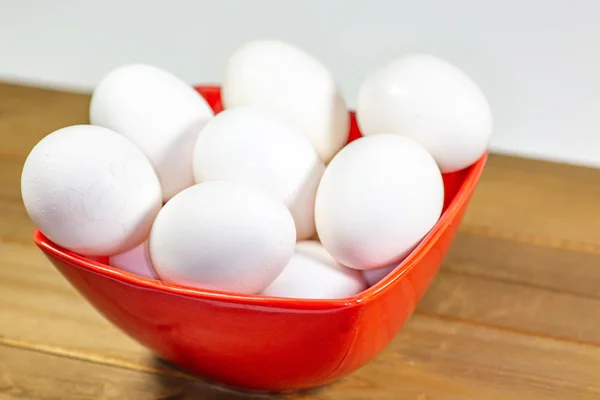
[33,85,487,310]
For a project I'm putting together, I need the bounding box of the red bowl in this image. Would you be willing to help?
[34,85,487,392]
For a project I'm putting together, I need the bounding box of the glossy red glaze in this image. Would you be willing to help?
[34,85,487,392]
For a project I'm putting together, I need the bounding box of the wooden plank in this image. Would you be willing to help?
[3,314,600,400]
[296,315,600,400]
[0,154,24,202]
[411,231,600,344]
[0,199,35,244]
[0,241,150,364]
[463,153,600,245]
[445,232,600,298]
[0,82,89,157]
[419,269,600,344]
[0,343,277,400]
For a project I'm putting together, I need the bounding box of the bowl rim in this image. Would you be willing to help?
[33,123,487,311]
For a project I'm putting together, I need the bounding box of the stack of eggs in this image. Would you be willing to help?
[21,39,492,300]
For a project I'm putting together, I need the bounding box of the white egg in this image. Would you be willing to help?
[109,240,158,279]
[149,180,296,294]
[221,39,349,163]
[357,53,493,173]
[90,63,214,201]
[260,241,366,299]
[21,125,162,256]
[315,133,444,270]
[362,264,397,287]
[193,106,325,240]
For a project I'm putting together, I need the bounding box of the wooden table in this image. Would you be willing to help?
[2,82,600,399]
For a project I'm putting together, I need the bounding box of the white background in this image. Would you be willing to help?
[1,0,598,167]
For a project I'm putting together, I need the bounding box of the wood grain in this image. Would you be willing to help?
[4,315,600,400]
[463,154,600,245]
[3,81,600,398]
[0,343,282,400]
[417,233,600,344]
[0,241,150,365]
[446,232,600,299]
[0,83,89,157]
[292,315,600,400]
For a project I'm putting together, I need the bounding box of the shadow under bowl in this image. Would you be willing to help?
[34,85,487,392]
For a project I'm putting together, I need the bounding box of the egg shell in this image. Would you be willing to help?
[314,133,444,270]
[260,240,366,299]
[109,240,158,279]
[89,63,214,201]
[21,125,162,256]
[221,39,349,163]
[149,180,296,294]
[357,53,493,173]
[362,264,397,287]
[193,106,325,240]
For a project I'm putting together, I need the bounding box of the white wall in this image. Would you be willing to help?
[2,0,599,167]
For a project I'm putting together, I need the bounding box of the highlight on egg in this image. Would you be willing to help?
[315,133,445,271]
[89,63,214,201]
[356,53,492,173]
[192,106,325,240]
[149,180,296,294]
[221,39,349,163]
[21,125,162,257]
